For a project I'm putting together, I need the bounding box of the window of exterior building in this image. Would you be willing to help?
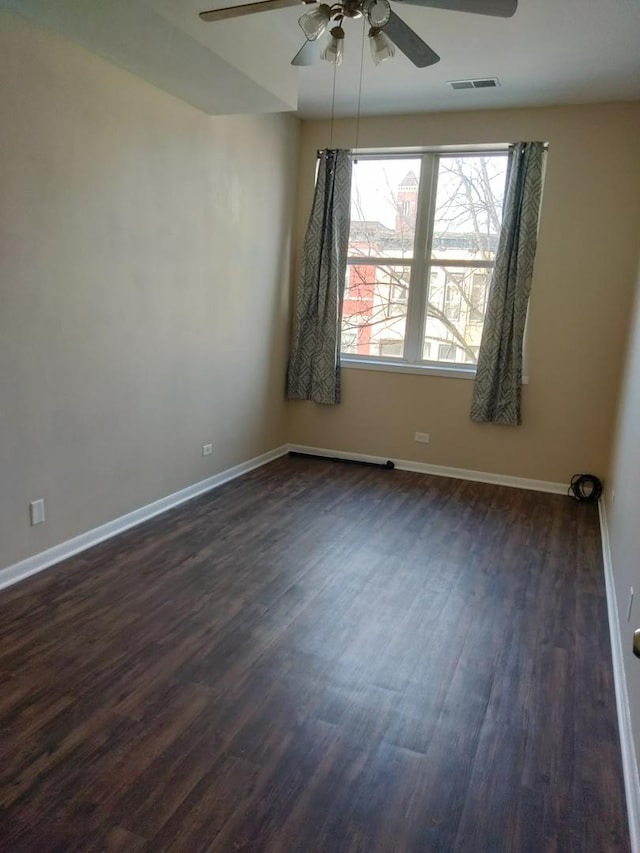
[444,273,463,322]
[378,340,404,357]
[341,151,508,372]
[438,343,457,361]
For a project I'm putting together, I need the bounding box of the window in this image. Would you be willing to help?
[470,273,489,325]
[378,340,403,357]
[341,151,508,370]
[444,273,463,322]
[438,343,457,362]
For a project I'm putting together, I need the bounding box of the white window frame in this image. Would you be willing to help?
[341,146,512,381]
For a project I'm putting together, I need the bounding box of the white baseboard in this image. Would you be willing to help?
[599,500,640,853]
[0,443,566,595]
[0,445,289,593]
[287,444,567,494]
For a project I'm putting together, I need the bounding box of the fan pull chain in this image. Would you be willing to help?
[329,58,337,149]
[354,16,366,157]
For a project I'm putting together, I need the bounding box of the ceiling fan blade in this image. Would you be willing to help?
[291,37,324,66]
[200,0,305,23]
[392,0,517,17]
[384,12,440,67]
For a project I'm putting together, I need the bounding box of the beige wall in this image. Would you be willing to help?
[289,104,640,484]
[3,10,640,580]
[0,14,299,571]
[606,249,640,775]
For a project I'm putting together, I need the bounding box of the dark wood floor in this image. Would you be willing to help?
[0,456,628,852]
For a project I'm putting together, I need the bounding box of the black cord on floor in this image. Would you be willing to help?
[568,473,602,503]
[289,451,395,470]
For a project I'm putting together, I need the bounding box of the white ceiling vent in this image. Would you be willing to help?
[448,78,500,90]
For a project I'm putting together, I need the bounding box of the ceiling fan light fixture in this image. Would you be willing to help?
[298,4,332,41]
[321,25,345,65]
[368,26,395,65]
[366,0,391,28]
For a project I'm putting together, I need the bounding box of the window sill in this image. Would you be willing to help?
[340,358,529,384]
[341,358,475,379]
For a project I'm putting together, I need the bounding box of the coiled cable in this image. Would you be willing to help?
[569,473,602,503]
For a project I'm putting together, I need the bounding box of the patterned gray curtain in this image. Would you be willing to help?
[470,141,545,426]
[286,149,352,405]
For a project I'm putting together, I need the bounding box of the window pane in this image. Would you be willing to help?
[431,154,507,262]
[423,266,492,364]
[438,342,457,362]
[348,159,422,260]
[342,264,409,357]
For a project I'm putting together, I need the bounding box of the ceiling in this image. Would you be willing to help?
[3,0,640,118]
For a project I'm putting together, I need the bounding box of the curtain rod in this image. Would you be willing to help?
[317,142,549,158]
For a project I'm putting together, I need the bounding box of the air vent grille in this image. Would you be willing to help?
[448,78,500,90]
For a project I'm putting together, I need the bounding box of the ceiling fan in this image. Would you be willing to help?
[199,0,517,69]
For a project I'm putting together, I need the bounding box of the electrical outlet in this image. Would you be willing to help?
[414,432,430,444]
[30,499,45,526]
[202,444,213,457]
[628,588,634,622]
